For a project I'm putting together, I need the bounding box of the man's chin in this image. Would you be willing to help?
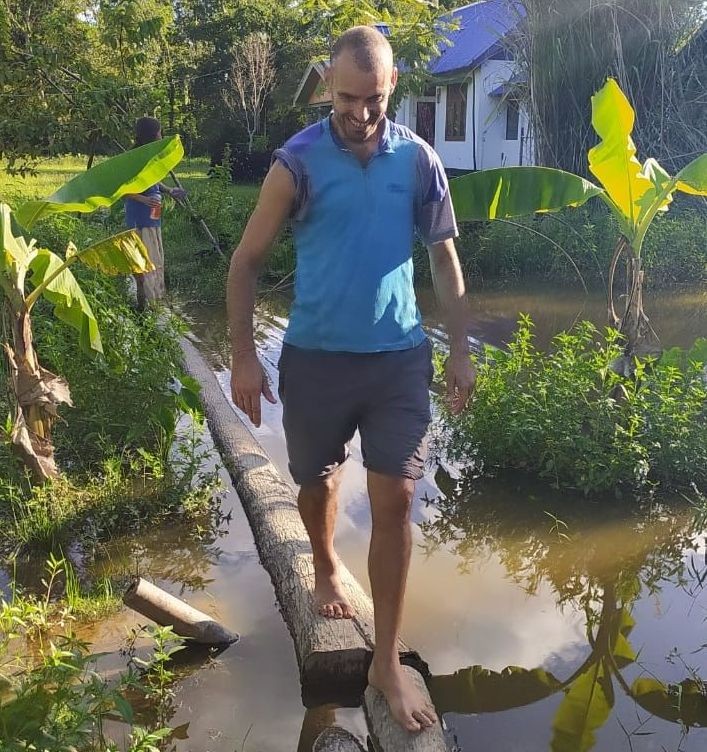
[345,125,378,143]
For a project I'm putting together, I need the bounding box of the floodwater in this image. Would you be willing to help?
[6,283,707,751]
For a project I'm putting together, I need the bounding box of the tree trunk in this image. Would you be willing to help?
[607,238,660,360]
[5,307,71,482]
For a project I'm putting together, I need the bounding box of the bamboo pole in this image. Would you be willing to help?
[178,335,447,751]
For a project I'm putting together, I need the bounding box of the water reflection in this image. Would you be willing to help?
[421,467,707,750]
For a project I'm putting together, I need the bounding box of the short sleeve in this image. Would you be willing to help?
[271,148,309,220]
[414,144,458,245]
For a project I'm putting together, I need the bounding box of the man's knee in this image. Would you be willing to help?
[369,473,415,522]
[299,470,343,503]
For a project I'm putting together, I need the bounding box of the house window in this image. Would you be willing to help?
[445,83,467,141]
[506,100,519,140]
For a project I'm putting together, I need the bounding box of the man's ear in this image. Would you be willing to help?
[390,66,399,93]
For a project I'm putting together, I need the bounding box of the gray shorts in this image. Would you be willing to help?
[278,339,433,485]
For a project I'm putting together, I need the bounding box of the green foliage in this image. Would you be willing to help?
[510,0,706,175]
[438,316,707,494]
[297,0,456,103]
[163,164,293,303]
[0,0,178,172]
[439,207,706,286]
[0,564,177,751]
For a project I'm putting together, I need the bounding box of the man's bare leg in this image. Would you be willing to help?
[298,472,354,619]
[366,471,437,733]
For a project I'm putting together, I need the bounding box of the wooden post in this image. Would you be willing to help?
[178,336,447,751]
[123,576,238,645]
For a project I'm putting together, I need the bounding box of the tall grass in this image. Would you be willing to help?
[509,0,707,174]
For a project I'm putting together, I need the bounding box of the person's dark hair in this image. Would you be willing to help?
[134,116,161,147]
[331,26,393,72]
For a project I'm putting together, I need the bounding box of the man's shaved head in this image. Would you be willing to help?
[331,25,394,73]
[327,25,397,146]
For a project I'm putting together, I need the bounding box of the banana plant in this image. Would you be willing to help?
[1,136,184,483]
[450,79,707,358]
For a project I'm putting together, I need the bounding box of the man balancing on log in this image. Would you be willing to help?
[227,25,475,733]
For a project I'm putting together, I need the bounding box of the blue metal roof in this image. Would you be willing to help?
[430,0,525,76]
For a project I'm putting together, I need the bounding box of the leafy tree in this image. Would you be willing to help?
[0,0,179,170]
[296,0,456,103]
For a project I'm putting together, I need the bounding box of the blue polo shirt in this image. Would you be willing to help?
[273,115,457,353]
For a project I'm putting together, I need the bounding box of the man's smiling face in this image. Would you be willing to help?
[328,47,398,145]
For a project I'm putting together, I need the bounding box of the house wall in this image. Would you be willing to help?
[475,59,533,169]
[434,79,477,171]
[395,61,535,172]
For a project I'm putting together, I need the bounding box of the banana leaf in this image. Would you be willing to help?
[15,136,184,229]
[67,230,154,275]
[551,660,614,752]
[1,203,35,274]
[676,153,707,196]
[428,664,562,714]
[27,248,102,354]
[450,167,603,221]
[588,78,653,229]
[630,677,707,726]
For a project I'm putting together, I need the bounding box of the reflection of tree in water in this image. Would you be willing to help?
[96,512,230,594]
[421,467,707,750]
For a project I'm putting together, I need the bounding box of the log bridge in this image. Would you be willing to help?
[179,335,447,751]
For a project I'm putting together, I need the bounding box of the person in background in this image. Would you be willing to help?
[124,116,186,310]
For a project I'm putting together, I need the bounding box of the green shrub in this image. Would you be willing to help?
[440,207,706,288]
[437,316,707,494]
[0,562,177,751]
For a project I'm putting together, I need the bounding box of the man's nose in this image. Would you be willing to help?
[354,105,370,123]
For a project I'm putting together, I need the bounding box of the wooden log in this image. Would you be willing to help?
[314,727,367,752]
[123,576,238,645]
[179,336,446,751]
[365,666,447,751]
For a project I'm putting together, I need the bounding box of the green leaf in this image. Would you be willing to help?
[659,338,707,370]
[27,248,102,354]
[450,167,603,222]
[1,203,35,275]
[631,678,707,726]
[551,660,614,752]
[428,664,562,714]
[588,79,654,230]
[68,229,154,275]
[15,135,184,229]
[676,153,707,196]
[637,158,674,216]
[113,694,134,724]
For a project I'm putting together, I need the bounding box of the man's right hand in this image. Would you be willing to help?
[230,350,276,427]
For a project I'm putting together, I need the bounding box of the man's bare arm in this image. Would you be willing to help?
[427,238,476,414]
[227,161,296,426]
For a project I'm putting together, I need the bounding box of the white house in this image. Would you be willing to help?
[293,0,534,172]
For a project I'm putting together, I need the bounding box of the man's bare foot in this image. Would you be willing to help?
[314,571,354,619]
[368,659,438,733]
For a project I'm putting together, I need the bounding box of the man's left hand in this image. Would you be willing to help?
[445,352,476,415]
